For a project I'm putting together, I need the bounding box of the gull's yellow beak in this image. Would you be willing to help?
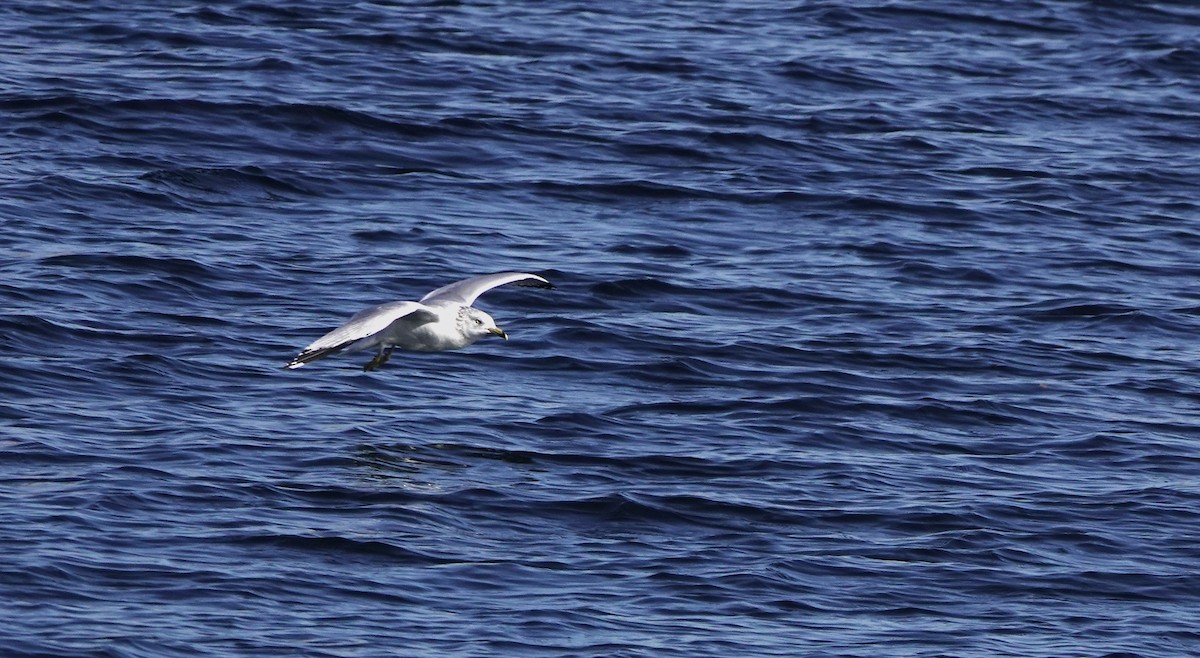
[488,327,508,340]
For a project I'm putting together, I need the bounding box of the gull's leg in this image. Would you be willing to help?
[378,346,394,368]
[364,345,394,371]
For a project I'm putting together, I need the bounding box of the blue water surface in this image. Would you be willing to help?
[2,1,1200,656]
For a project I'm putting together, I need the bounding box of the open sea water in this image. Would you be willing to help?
[3,1,1200,656]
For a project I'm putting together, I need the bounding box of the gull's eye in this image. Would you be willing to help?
[475,319,483,325]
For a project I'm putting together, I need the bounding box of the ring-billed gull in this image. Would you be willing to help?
[286,271,553,371]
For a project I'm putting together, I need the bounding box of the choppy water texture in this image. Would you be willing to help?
[3,1,1200,656]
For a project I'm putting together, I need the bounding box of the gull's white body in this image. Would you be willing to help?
[286,272,552,370]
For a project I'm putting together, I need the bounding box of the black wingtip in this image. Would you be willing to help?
[519,277,555,290]
[283,345,344,370]
[283,357,309,370]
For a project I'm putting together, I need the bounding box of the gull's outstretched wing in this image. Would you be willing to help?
[286,301,438,369]
[419,272,553,308]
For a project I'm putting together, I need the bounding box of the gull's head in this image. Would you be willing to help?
[463,307,507,341]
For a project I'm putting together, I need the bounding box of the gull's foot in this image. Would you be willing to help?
[363,348,393,371]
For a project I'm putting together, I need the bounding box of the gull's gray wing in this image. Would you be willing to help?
[286,301,438,369]
[419,272,553,308]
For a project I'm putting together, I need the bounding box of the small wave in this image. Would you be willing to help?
[40,252,214,278]
[515,491,801,528]
[140,165,316,200]
[1003,300,1190,336]
[229,533,452,565]
[606,243,692,258]
[776,58,898,90]
[589,277,681,298]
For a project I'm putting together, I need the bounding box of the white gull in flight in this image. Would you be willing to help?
[285,271,553,371]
